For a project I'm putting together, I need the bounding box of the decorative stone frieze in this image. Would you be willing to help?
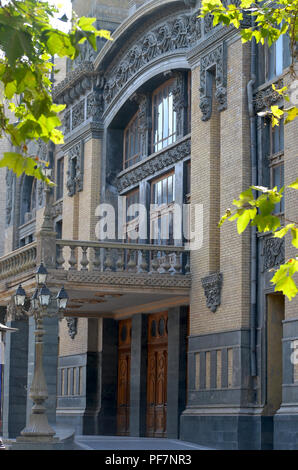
[201,272,223,313]
[117,137,191,192]
[263,237,285,272]
[72,99,85,130]
[103,11,201,107]
[199,42,227,121]
[66,141,84,197]
[254,79,284,112]
[86,90,104,122]
[66,270,191,289]
[66,317,78,340]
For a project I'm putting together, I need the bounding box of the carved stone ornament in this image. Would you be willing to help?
[117,137,191,192]
[72,99,85,130]
[66,141,84,197]
[86,90,104,122]
[52,61,95,105]
[201,272,223,313]
[263,237,285,272]
[172,72,187,138]
[199,42,227,121]
[66,317,78,340]
[254,79,284,112]
[103,11,201,107]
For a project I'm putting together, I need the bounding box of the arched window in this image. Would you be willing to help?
[152,79,177,153]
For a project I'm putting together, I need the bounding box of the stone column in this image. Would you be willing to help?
[97,318,118,435]
[130,314,148,437]
[2,318,29,438]
[166,306,188,439]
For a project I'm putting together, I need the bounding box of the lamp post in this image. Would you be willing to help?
[13,263,68,443]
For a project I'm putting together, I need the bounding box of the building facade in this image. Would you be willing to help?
[0,0,297,450]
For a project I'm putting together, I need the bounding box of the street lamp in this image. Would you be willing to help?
[13,263,69,443]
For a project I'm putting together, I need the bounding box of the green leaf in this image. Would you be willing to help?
[271,260,298,301]
[288,178,298,190]
[285,107,298,124]
[274,224,295,239]
[237,208,257,234]
[291,228,298,248]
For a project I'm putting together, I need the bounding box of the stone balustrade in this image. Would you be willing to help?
[0,242,37,281]
[56,240,190,275]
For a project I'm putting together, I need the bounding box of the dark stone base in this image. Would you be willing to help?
[180,412,274,450]
[274,414,298,449]
[56,414,84,435]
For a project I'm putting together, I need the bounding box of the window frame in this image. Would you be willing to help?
[152,79,177,153]
[150,171,175,245]
[56,156,64,201]
[266,117,285,216]
[123,111,141,170]
[124,187,140,243]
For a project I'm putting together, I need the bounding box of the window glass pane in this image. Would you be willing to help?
[168,93,173,136]
[273,165,281,189]
[279,119,284,152]
[162,178,167,204]
[163,96,169,140]
[268,44,275,80]
[158,98,163,145]
[168,175,173,203]
[275,35,283,76]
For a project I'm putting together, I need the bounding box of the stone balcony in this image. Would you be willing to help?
[0,238,191,317]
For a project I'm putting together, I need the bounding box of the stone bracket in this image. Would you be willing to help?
[201,272,223,313]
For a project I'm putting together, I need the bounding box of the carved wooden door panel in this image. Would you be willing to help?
[117,318,132,436]
[146,312,168,438]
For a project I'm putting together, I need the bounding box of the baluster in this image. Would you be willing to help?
[116,249,124,272]
[127,250,136,272]
[185,251,190,274]
[68,246,77,271]
[93,247,101,271]
[173,251,182,274]
[162,251,171,273]
[80,246,89,271]
[139,250,148,273]
[104,248,113,271]
[56,245,65,270]
[150,250,159,273]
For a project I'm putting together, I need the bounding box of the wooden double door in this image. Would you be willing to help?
[117,319,132,436]
[146,311,168,438]
[116,312,168,437]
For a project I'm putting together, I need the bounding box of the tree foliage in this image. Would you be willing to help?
[0,0,111,184]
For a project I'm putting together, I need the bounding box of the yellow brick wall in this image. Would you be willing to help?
[283,72,298,319]
[190,39,251,336]
[58,136,102,357]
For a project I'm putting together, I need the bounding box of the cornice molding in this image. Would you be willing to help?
[116,135,191,192]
